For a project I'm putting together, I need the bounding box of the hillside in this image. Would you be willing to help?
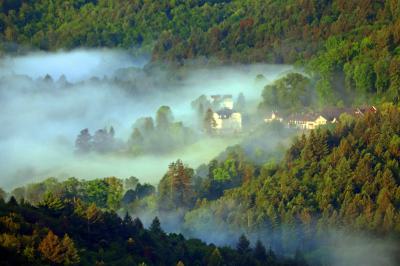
[4,104,400,264]
[1,1,400,265]
[184,104,400,246]
[2,1,399,104]
[0,195,306,266]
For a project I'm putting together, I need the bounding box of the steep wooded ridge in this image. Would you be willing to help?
[3,105,400,265]
[2,0,399,103]
[0,1,398,61]
[1,1,400,265]
[0,197,304,266]
[184,105,400,239]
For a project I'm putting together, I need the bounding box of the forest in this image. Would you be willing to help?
[0,194,308,265]
[1,0,400,265]
[1,0,400,105]
[2,104,400,265]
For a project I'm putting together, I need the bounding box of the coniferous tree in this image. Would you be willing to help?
[61,234,80,265]
[0,187,6,201]
[236,234,251,254]
[156,106,173,130]
[204,108,217,134]
[253,240,267,261]
[158,160,194,210]
[133,217,144,231]
[38,192,64,212]
[129,128,144,146]
[150,216,163,235]
[86,203,101,233]
[38,230,64,264]
[208,248,223,266]
[75,128,92,153]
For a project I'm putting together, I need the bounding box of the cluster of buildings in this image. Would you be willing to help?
[264,106,377,130]
[205,92,377,134]
[210,95,242,134]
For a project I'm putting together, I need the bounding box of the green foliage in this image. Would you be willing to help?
[236,234,251,254]
[129,106,196,154]
[10,176,128,211]
[1,1,399,104]
[204,108,217,134]
[208,248,223,266]
[259,73,312,114]
[149,216,164,235]
[38,230,65,264]
[38,192,65,213]
[0,195,290,266]
[158,160,194,210]
[184,104,400,249]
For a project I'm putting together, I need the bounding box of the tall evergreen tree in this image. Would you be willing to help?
[204,108,217,134]
[62,234,80,265]
[253,240,267,261]
[75,128,92,153]
[150,216,163,235]
[236,234,251,254]
[38,230,64,264]
[208,248,223,266]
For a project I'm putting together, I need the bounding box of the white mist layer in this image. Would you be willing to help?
[0,49,148,82]
[0,49,291,190]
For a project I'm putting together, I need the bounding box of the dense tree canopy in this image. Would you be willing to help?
[1,1,399,104]
[0,195,301,266]
[183,104,400,253]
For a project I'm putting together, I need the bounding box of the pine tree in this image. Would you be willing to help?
[172,160,194,208]
[133,217,144,231]
[62,234,80,265]
[130,128,144,146]
[0,187,6,202]
[159,160,194,209]
[38,192,64,212]
[150,216,163,235]
[75,128,92,153]
[143,117,155,133]
[236,234,251,254]
[208,248,223,266]
[253,240,267,261]
[123,212,133,226]
[86,203,101,233]
[7,196,18,206]
[156,106,173,130]
[204,108,217,134]
[38,230,64,264]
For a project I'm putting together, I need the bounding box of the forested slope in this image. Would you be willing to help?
[2,0,399,104]
[184,104,400,241]
[0,196,303,266]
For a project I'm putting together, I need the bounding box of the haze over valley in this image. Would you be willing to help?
[0,50,291,189]
[1,1,399,265]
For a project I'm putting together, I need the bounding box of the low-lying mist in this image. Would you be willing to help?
[0,49,149,82]
[0,49,291,189]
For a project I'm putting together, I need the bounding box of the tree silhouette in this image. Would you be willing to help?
[38,230,64,264]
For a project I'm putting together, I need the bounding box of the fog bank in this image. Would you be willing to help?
[0,49,291,190]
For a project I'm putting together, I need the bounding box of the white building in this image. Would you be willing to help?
[212,108,242,133]
[277,106,377,130]
[264,111,283,123]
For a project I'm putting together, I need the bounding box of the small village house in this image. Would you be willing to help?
[264,111,283,123]
[210,94,242,133]
[265,106,377,130]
